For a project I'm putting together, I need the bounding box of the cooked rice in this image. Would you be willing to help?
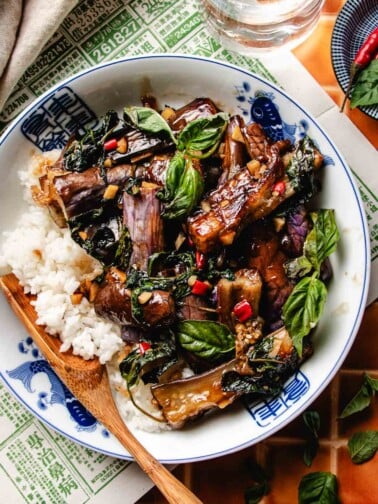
[0,151,172,431]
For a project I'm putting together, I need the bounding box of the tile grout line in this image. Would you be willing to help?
[330,373,340,475]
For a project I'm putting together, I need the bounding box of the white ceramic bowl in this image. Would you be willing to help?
[0,55,370,463]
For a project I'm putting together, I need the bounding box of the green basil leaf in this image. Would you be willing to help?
[162,157,204,219]
[113,225,132,270]
[339,373,376,418]
[303,410,320,467]
[161,151,186,201]
[285,255,313,279]
[304,210,340,271]
[177,112,229,158]
[244,460,270,504]
[176,320,235,362]
[351,60,378,108]
[366,374,378,392]
[348,431,378,464]
[298,472,339,504]
[282,274,327,357]
[123,106,176,143]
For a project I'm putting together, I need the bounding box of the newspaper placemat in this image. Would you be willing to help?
[0,1,377,503]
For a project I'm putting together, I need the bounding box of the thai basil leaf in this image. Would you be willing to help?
[177,112,229,158]
[285,209,340,279]
[286,136,318,193]
[339,373,378,418]
[348,431,378,464]
[303,410,320,466]
[304,210,340,272]
[282,273,327,356]
[162,157,204,219]
[176,320,235,362]
[64,110,119,172]
[123,106,176,143]
[351,59,378,108]
[285,255,313,279]
[160,151,186,201]
[298,472,339,504]
[244,460,270,504]
[113,225,132,270]
[221,370,282,396]
[119,341,176,387]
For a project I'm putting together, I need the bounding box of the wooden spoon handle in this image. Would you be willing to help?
[0,274,203,504]
[108,412,202,504]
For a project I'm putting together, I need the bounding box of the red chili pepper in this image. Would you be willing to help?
[104,138,118,151]
[272,181,286,196]
[195,251,206,269]
[340,27,378,112]
[233,299,253,323]
[191,279,210,296]
[139,341,151,355]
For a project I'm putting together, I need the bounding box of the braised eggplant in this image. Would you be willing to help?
[38,95,339,429]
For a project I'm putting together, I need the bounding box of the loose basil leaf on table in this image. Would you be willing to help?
[176,320,235,362]
[348,430,378,464]
[244,460,270,504]
[339,373,378,418]
[351,59,378,109]
[123,106,177,143]
[177,112,229,158]
[298,472,339,504]
[303,410,320,467]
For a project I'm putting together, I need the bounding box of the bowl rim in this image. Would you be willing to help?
[0,53,371,463]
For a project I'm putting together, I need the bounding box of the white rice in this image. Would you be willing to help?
[0,152,167,431]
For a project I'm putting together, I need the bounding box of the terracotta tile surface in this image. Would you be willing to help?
[138,2,378,501]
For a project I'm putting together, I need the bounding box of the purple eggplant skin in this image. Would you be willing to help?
[123,184,165,271]
[93,281,176,328]
[280,205,310,257]
[167,97,220,132]
[53,164,134,219]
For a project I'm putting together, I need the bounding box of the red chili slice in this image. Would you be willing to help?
[104,138,118,151]
[233,299,253,323]
[195,251,206,269]
[272,181,286,195]
[191,279,210,296]
[139,341,152,354]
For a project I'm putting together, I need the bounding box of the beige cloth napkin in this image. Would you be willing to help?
[0,0,78,112]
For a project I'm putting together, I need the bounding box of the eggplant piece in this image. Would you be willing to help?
[216,268,262,330]
[123,184,165,270]
[167,97,220,132]
[144,154,172,186]
[179,294,213,321]
[187,145,288,254]
[218,115,248,185]
[151,359,240,428]
[151,327,301,427]
[94,281,175,328]
[280,204,309,257]
[33,161,131,226]
[245,222,294,329]
[109,126,174,165]
[241,122,291,162]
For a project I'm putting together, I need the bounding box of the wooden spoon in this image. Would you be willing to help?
[0,273,202,504]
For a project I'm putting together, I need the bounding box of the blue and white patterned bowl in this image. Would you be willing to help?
[331,0,378,119]
[0,55,370,463]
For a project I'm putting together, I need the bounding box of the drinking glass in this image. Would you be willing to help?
[201,0,325,53]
